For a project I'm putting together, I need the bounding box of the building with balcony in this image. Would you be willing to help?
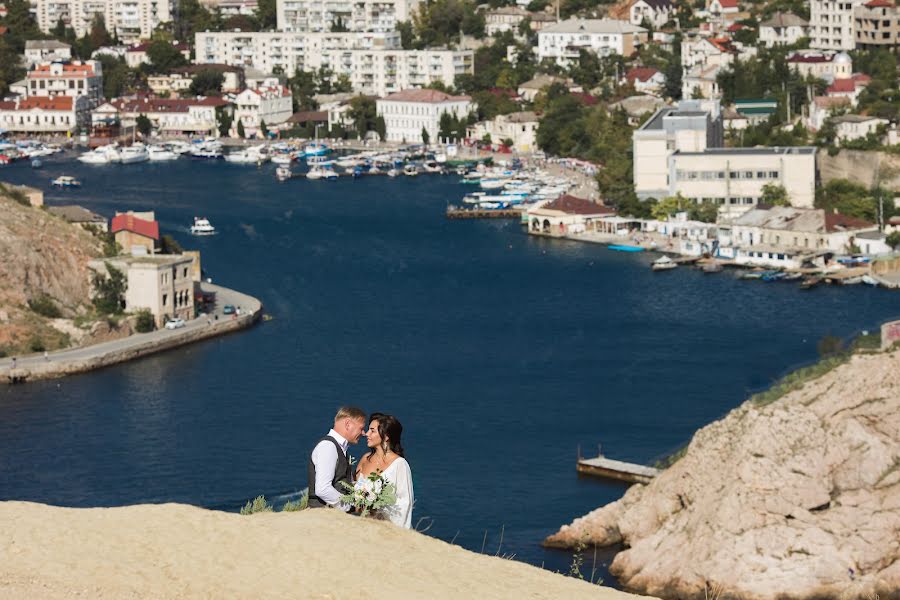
[484,6,529,36]
[0,96,90,134]
[23,40,72,66]
[233,86,293,137]
[275,0,421,32]
[537,18,647,66]
[854,0,900,49]
[94,96,231,136]
[467,111,539,152]
[34,0,174,44]
[376,88,473,143]
[810,0,868,50]
[25,60,103,108]
[194,31,472,97]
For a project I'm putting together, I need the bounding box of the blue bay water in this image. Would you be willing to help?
[1,154,898,582]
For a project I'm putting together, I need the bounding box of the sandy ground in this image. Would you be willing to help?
[0,502,645,600]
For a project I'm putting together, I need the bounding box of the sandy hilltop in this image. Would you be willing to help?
[545,349,900,600]
[0,502,646,600]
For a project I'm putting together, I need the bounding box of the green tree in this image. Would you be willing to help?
[761,183,790,206]
[237,119,246,138]
[0,38,25,97]
[135,310,155,333]
[260,119,268,137]
[288,68,318,111]
[347,95,377,136]
[816,179,875,221]
[159,234,183,254]
[333,73,353,93]
[374,115,386,141]
[189,69,225,96]
[217,106,232,137]
[91,263,127,315]
[96,55,132,99]
[886,231,900,250]
[256,0,277,29]
[174,0,221,41]
[651,195,688,220]
[222,14,259,31]
[421,126,430,145]
[146,40,187,73]
[135,114,152,136]
[88,13,112,49]
[411,0,484,47]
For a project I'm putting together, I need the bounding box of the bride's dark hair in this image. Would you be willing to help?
[368,413,405,458]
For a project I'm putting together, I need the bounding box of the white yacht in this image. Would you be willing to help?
[276,166,292,181]
[166,140,193,155]
[78,150,110,164]
[148,145,178,161]
[226,144,269,164]
[51,175,81,188]
[190,217,216,235]
[403,164,419,177]
[119,144,149,164]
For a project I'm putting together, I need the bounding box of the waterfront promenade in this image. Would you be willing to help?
[0,283,261,384]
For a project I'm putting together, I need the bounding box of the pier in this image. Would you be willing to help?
[446,207,523,219]
[577,448,660,484]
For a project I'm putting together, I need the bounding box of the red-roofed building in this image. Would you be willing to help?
[0,95,90,133]
[377,89,473,143]
[233,86,293,138]
[625,66,666,94]
[855,0,900,50]
[527,195,615,236]
[111,212,160,255]
[92,96,232,136]
[825,74,869,106]
[25,60,103,107]
[708,0,739,14]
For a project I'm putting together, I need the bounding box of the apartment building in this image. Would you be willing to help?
[275,0,421,32]
[854,0,900,49]
[35,0,173,44]
[810,0,868,50]
[536,19,647,66]
[376,88,473,143]
[25,61,103,108]
[484,6,529,36]
[195,31,473,97]
[628,0,673,29]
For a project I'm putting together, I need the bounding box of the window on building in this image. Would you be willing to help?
[163,293,168,306]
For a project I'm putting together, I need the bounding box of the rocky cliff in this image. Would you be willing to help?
[546,350,900,600]
[0,187,102,355]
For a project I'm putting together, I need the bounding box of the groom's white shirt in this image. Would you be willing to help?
[311,429,350,510]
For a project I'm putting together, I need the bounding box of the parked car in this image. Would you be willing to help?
[223,305,236,315]
[164,318,186,329]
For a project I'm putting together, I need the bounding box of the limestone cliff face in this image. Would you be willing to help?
[0,191,101,353]
[546,351,900,600]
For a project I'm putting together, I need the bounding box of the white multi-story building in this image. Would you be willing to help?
[233,86,293,137]
[23,40,72,66]
[833,114,890,141]
[195,31,473,97]
[537,18,647,65]
[810,0,868,50]
[633,100,818,210]
[25,61,103,108]
[484,6,529,36]
[629,0,673,29]
[759,12,809,46]
[276,0,420,32]
[0,96,91,133]
[376,88,473,143]
[34,0,174,44]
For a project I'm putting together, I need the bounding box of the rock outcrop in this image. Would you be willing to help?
[0,188,101,354]
[546,351,900,600]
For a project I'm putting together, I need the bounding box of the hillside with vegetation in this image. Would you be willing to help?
[0,187,105,357]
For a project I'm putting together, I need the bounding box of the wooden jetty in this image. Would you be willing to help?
[446,208,522,219]
[577,449,660,484]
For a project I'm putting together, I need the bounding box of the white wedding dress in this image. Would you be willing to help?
[358,457,414,529]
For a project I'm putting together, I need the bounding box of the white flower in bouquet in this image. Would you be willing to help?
[340,471,397,518]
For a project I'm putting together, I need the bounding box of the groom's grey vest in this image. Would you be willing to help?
[307,436,352,509]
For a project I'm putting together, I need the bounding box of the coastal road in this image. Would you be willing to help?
[0,283,260,376]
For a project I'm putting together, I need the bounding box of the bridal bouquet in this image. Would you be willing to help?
[340,471,397,518]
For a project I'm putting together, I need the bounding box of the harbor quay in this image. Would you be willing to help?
[0,283,262,384]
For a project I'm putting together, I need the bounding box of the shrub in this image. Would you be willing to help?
[0,183,30,206]
[28,294,62,318]
[282,492,308,512]
[29,337,46,353]
[91,262,127,315]
[240,495,272,515]
[134,310,155,333]
[817,335,845,358]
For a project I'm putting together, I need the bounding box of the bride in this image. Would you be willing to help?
[355,413,414,528]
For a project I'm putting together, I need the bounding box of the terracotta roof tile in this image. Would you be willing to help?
[381,89,471,103]
[542,195,615,215]
[0,96,74,111]
[626,67,661,83]
[111,214,160,240]
[825,212,874,232]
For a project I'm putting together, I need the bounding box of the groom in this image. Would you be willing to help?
[307,406,367,510]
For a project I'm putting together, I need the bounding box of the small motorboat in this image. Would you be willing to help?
[276,166,292,181]
[403,164,419,176]
[761,271,786,282]
[119,143,149,164]
[651,256,678,271]
[740,269,766,280]
[387,168,400,178]
[148,145,178,161]
[861,274,880,286]
[608,244,644,253]
[781,272,803,282]
[51,175,81,188]
[190,217,216,235]
[31,159,42,168]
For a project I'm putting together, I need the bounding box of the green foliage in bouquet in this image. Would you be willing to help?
[340,471,397,518]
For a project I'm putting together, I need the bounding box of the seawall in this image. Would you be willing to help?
[1,283,261,384]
